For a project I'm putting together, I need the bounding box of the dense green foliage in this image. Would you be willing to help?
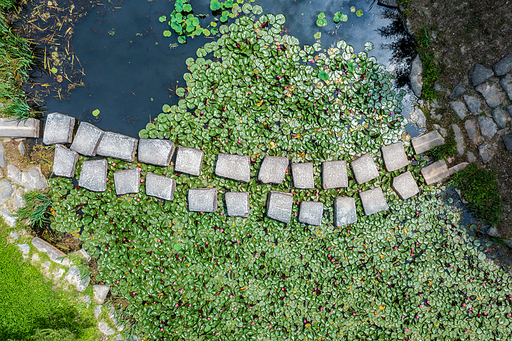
[429,131,457,161]
[16,192,52,228]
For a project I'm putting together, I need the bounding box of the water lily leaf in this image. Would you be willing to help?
[364,41,374,51]
[224,0,233,9]
[178,36,187,44]
[174,243,182,252]
[203,28,211,36]
[318,70,329,80]
[316,18,327,27]
[210,0,221,11]
[163,30,172,37]
[183,3,192,12]
[314,32,321,39]
[176,88,186,97]
[356,9,363,17]
[275,13,286,25]
[252,4,263,15]
[92,109,100,117]
[159,15,167,23]
[162,104,171,112]
[318,12,325,19]
[350,6,356,12]
[242,3,252,14]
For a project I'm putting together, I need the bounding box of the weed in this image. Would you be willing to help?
[16,191,52,228]
[429,131,457,161]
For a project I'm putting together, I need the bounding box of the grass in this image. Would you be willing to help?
[429,130,457,161]
[16,191,52,228]
[415,26,440,101]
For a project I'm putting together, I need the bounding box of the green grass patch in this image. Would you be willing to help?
[415,27,440,101]
[429,131,457,161]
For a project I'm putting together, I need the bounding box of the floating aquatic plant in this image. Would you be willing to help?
[316,12,328,27]
[333,11,348,23]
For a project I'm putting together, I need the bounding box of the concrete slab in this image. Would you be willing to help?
[392,171,419,200]
[381,142,409,172]
[53,144,78,178]
[291,162,314,189]
[351,153,379,184]
[137,139,175,167]
[174,146,204,176]
[43,112,75,145]
[322,160,348,190]
[0,118,40,138]
[188,188,217,212]
[266,191,293,224]
[215,153,251,182]
[411,131,445,154]
[360,187,389,216]
[421,160,450,185]
[113,169,140,195]
[145,172,176,201]
[334,197,357,227]
[78,159,107,192]
[258,156,289,184]
[96,132,138,162]
[70,122,104,156]
[225,192,250,217]
[31,237,71,266]
[298,201,323,226]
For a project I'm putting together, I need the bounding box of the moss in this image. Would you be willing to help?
[429,130,457,161]
[414,26,440,101]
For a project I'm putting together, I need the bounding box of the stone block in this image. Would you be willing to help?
[463,95,482,115]
[96,132,138,162]
[258,156,289,184]
[421,160,450,185]
[1,208,16,226]
[392,171,419,200]
[475,78,506,108]
[478,143,496,164]
[79,159,107,192]
[188,188,217,213]
[7,164,21,184]
[53,144,78,178]
[225,192,250,217]
[291,163,314,189]
[450,101,469,120]
[0,180,13,205]
[0,118,40,138]
[452,124,465,156]
[215,153,251,182]
[174,146,204,176]
[381,142,409,172]
[266,191,293,224]
[492,108,511,129]
[502,134,512,151]
[21,167,47,192]
[322,160,348,190]
[465,119,481,145]
[410,55,423,97]
[98,322,115,336]
[351,153,379,184]
[449,82,465,99]
[478,116,498,140]
[448,162,469,175]
[17,244,29,258]
[43,112,75,145]
[31,237,71,266]
[500,73,512,101]
[360,187,389,216]
[65,265,90,292]
[137,139,175,167]
[469,64,493,86]
[333,197,357,227]
[93,285,110,304]
[70,122,104,156]
[113,169,140,195]
[493,55,512,76]
[0,141,5,168]
[145,172,176,201]
[411,131,445,154]
[298,201,324,226]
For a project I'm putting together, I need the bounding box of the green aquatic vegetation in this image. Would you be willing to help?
[356,9,364,17]
[333,11,348,23]
[313,31,321,39]
[316,12,327,27]
[165,0,201,44]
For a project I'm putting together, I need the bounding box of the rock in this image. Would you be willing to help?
[78,159,107,192]
[17,244,30,258]
[42,112,75,145]
[0,180,13,205]
[421,160,450,185]
[0,141,5,168]
[174,146,204,176]
[350,153,379,184]
[7,164,21,184]
[410,55,423,98]
[498,128,511,136]
[377,0,398,8]
[96,132,138,162]
[381,142,409,172]
[93,285,110,304]
[322,160,348,190]
[478,116,498,140]
[9,231,19,240]
[508,105,512,116]
[333,197,357,227]
[188,188,217,213]
[502,134,512,151]
[94,305,102,318]
[1,209,16,226]
[137,139,175,167]
[70,122,104,156]
[450,101,469,120]
[478,143,496,163]
[493,55,512,76]
[463,95,482,115]
[500,73,512,101]
[53,144,78,178]
[430,108,442,121]
[487,226,502,238]
[360,187,389,216]
[225,192,250,218]
[113,169,140,195]
[298,201,324,226]
[215,153,251,183]
[78,248,91,262]
[98,322,115,336]
[14,192,24,208]
[452,124,465,156]
[433,124,447,137]
[449,82,466,99]
[465,119,481,145]
[109,307,123,332]
[258,156,289,184]
[409,106,427,128]
[467,151,476,162]
[448,162,469,175]
[411,131,445,154]
[469,64,494,86]
[65,265,90,292]
[291,163,315,189]
[145,172,176,201]
[266,191,293,224]
[392,171,419,200]
[475,79,507,108]
[492,107,511,129]
[31,237,71,266]
[0,118,41,138]
[18,141,24,156]
[22,167,48,192]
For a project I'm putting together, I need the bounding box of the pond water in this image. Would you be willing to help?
[34,0,417,138]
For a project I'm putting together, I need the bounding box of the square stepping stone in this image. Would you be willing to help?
[322,161,348,190]
[381,142,409,172]
[215,153,251,182]
[266,191,293,224]
[360,187,389,216]
[291,162,314,189]
[53,144,78,178]
[411,131,445,154]
[78,159,107,192]
[420,160,450,185]
[392,171,419,200]
[174,146,204,176]
[334,197,357,227]
[225,192,250,217]
[113,168,140,195]
[188,188,217,213]
[137,139,175,167]
[43,112,75,145]
[351,153,379,184]
[96,132,138,162]
[258,156,289,184]
[298,201,324,226]
[70,122,104,156]
[145,172,176,201]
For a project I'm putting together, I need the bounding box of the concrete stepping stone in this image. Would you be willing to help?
[215,153,251,183]
[225,192,250,217]
[291,162,314,189]
[392,171,419,200]
[500,73,512,101]
[452,124,465,156]
[381,142,409,172]
[411,131,445,154]
[493,55,512,76]
[410,55,423,97]
[351,153,379,184]
[469,64,494,86]
[502,134,512,151]
[79,159,107,192]
[478,116,498,140]
[478,143,496,164]
[188,188,217,213]
[333,197,357,227]
[0,118,40,138]
[258,156,289,184]
[266,191,293,224]
[65,265,90,292]
[0,180,13,205]
[43,113,75,145]
[360,187,389,216]
[137,139,175,167]
[450,101,469,120]
[31,237,71,266]
[449,82,465,99]
[421,160,450,185]
[174,146,204,176]
[93,285,110,304]
[22,167,47,192]
[70,122,104,156]
[463,95,482,115]
[145,172,176,201]
[53,144,78,178]
[475,79,506,108]
[113,169,139,195]
[322,160,348,190]
[298,201,323,226]
[492,108,511,129]
[464,119,481,145]
[96,132,138,162]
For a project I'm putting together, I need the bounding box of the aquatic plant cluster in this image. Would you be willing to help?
[47,9,512,341]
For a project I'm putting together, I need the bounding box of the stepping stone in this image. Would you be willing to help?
[266,191,293,224]
[322,160,348,190]
[174,146,204,176]
[351,153,379,184]
[360,187,389,216]
[17,244,29,258]
[392,171,419,200]
[96,132,138,162]
[79,159,107,192]
[70,122,104,156]
[492,108,511,129]
[449,101,469,120]
[421,160,450,185]
[0,118,40,138]
[22,167,47,192]
[475,79,506,108]
[1,209,16,226]
[448,162,469,175]
[469,64,494,86]
[493,55,512,76]
[449,82,465,99]
[333,197,357,227]
[463,95,481,115]
[478,116,498,140]
[98,321,115,336]
[113,169,139,195]
[31,237,71,266]
[478,143,496,164]
[93,285,110,304]
[298,201,324,226]
[502,134,512,151]
[381,142,409,172]
[452,124,465,156]
[0,180,13,205]
[225,192,250,217]
[215,153,251,182]
[7,164,21,184]
[409,106,427,128]
[410,55,423,97]
[65,265,90,292]
[188,188,217,213]
[464,119,481,144]
[137,139,175,167]
[53,144,78,178]
[500,73,512,101]
[411,131,444,154]
[145,172,176,201]
[291,162,314,189]
[467,151,477,162]
[43,112,75,145]
[258,156,289,184]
